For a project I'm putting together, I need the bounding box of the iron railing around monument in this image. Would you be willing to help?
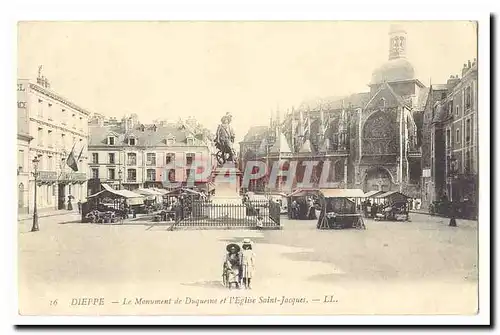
[174,197,281,229]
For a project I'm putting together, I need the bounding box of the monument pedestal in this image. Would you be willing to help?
[210,167,243,205]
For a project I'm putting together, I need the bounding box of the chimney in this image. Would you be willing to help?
[472,58,477,67]
[447,75,460,90]
[461,63,468,77]
[468,60,472,68]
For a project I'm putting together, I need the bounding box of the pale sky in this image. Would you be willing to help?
[18,21,477,142]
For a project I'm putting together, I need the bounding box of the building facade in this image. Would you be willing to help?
[88,115,215,194]
[17,73,90,214]
[240,24,424,196]
[423,60,478,211]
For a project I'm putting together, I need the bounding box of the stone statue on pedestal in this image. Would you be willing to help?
[214,113,236,166]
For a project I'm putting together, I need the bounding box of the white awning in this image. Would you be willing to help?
[319,188,365,198]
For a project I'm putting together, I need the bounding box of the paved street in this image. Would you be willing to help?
[18,213,478,316]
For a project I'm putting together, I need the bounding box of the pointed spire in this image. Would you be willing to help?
[270,131,292,154]
[319,104,325,135]
[299,108,304,136]
[299,138,312,153]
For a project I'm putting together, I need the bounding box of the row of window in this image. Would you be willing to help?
[91,152,195,166]
[36,126,84,150]
[91,168,180,182]
[106,136,195,146]
[36,98,85,130]
[448,149,474,175]
[447,85,475,117]
[445,118,473,149]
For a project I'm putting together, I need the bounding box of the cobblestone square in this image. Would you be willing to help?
[18,213,478,315]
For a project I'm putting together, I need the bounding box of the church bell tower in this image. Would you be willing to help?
[388,24,408,60]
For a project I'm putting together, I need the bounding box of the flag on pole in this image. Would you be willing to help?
[66,143,78,172]
[77,145,84,161]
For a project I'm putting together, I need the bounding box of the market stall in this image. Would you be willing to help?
[83,184,145,223]
[374,191,411,221]
[316,188,366,230]
[286,189,319,220]
[362,190,385,218]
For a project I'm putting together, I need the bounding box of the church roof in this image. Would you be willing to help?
[242,125,270,143]
[297,92,371,112]
[257,137,269,155]
[415,87,430,112]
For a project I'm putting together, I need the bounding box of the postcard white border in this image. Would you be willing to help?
[1,1,492,329]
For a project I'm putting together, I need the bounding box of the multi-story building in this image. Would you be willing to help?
[17,72,90,214]
[240,24,425,196]
[423,59,478,210]
[88,115,215,194]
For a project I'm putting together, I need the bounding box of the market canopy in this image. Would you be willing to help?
[151,188,168,195]
[376,191,410,199]
[134,188,163,196]
[364,190,385,198]
[88,184,145,205]
[287,188,318,198]
[319,188,365,198]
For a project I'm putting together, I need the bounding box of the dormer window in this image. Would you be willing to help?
[107,136,116,145]
[186,135,195,146]
[166,134,175,146]
[139,124,145,132]
[152,125,158,132]
[128,137,136,146]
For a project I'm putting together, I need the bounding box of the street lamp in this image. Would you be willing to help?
[31,156,40,232]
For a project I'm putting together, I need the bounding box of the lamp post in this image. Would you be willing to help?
[31,156,40,232]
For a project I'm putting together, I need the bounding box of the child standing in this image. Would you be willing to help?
[240,238,256,289]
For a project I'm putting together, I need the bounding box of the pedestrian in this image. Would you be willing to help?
[224,244,241,289]
[77,200,82,213]
[449,202,457,227]
[240,238,256,289]
[67,195,73,211]
[416,198,421,210]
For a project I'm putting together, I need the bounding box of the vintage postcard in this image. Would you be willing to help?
[16,19,487,323]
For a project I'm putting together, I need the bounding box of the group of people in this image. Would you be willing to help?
[290,197,319,220]
[224,238,256,289]
[410,198,422,210]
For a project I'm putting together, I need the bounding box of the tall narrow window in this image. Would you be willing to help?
[127,153,137,165]
[466,119,471,144]
[127,169,137,182]
[147,169,156,181]
[146,153,156,166]
[92,153,99,164]
[165,153,175,165]
[456,128,460,144]
[47,130,53,148]
[18,150,24,172]
[108,168,116,180]
[37,127,44,146]
[466,86,472,109]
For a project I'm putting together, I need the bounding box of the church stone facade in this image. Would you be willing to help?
[240,24,426,196]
